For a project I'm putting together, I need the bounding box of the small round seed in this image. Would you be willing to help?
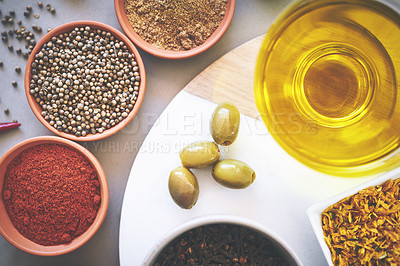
[29,26,141,136]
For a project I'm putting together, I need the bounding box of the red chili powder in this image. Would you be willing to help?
[2,143,101,246]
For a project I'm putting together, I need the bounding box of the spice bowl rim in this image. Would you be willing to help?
[0,136,109,256]
[307,167,400,266]
[24,20,146,141]
[143,213,303,265]
[114,0,236,59]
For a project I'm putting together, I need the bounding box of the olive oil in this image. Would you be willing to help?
[255,0,400,176]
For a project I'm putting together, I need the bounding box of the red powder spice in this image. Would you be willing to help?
[2,143,101,246]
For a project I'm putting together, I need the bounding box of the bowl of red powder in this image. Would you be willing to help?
[114,0,235,59]
[0,136,109,256]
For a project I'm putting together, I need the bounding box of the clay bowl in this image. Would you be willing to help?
[24,20,146,141]
[144,214,303,265]
[0,136,109,256]
[114,0,235,59]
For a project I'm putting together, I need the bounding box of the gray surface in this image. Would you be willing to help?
[0,0,295,265]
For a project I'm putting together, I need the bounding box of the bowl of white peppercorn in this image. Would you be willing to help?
[24,20,146,141]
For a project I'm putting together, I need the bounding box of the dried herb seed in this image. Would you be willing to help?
[154,223,291,265]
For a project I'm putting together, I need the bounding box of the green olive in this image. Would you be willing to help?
[169,166,199,209]
[179,141,220,168]
[212,159,255,189]
[211,102,240,146]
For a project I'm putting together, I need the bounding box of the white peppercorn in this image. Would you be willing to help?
[29,26,141,136]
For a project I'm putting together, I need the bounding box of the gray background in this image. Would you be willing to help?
[0,0,295,265]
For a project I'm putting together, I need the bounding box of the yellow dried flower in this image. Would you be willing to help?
[321,179,400,265]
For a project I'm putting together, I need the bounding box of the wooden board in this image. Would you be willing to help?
[184,36,263,118]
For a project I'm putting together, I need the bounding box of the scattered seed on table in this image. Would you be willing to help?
[38,2,43,8]
[47,28,52,32]
[17,20,22,25]
[4,109,9,114]
[12,119,18,123]
[23,53,29,59]
[23,12,30,17]
[46,4,51,10]
[8,45,13,51]
[12,81,17,87]
[27,5,33,11]
[9,11,15,17]
[33,13,40,19]
[0,61,3,67]
[16,48,22,55]
[2,36,7,42]
[50,8,56,14]
[1,31,6,37]
[15,66,21,73]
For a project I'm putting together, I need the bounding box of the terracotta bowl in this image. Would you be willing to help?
[114,0,236,59]
[144,214,303,265]
[24,20,146,141]
[0,136,109,256]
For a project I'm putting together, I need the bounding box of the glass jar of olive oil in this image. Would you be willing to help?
[255,0,400,176]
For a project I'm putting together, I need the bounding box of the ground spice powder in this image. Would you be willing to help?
[2,143,101,246]
[124,0,228,51]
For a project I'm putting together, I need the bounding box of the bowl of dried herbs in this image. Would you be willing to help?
[114,0,235,59]
[144,214,303,265]
[308,167,400,265]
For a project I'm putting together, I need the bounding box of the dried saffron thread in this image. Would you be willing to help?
[2,143,101,246]
[321,178,400,265]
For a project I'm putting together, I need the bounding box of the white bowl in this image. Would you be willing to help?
[143,213,303,265]
[307,167,400,266]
